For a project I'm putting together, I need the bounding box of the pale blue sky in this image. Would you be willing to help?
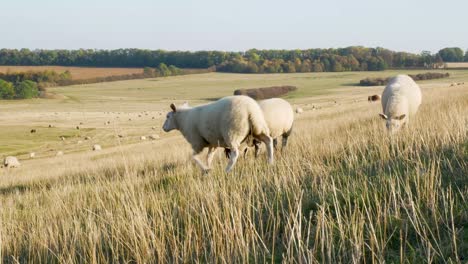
[1,0,467,53]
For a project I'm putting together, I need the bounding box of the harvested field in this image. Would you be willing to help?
[0,66,143,80]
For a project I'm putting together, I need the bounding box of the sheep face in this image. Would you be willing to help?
[163,111,177,132]
[379,113,406,133]
[163,103,178,132]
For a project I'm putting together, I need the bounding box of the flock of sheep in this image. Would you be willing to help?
[3,74,423,171]
[162,74,423,173]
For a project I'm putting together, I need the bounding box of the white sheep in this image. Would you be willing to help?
[231,98,294,157]
[4,156,21,168]
[379,75,422,133]
[93,144,102,151]
[162,96,274,173]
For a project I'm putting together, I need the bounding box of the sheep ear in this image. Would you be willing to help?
[395,114,406,120]
[170,103,176,112]
[379,113,388,120]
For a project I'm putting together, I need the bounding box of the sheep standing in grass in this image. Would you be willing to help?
[162,96,274,173]
[379,75,422,133]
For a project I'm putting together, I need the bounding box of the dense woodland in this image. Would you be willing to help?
[0,47,467,73]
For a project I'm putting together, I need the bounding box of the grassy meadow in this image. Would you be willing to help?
[0,70,467,262]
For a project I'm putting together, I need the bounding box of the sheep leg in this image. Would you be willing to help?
[257,134,274,164]
[192,150,209,173]
[225,147,239,173]
[253,140,261,158]
[281,135,289,150]
[206,147,216,169]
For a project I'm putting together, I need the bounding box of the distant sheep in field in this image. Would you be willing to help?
[84,136,91,140]
[296,107,304,114]
[163,96,274,173]
[3,156,20,168]
[379,75,422,133]
[93,144,102,151]
[30,152,35,158]
[30,129,37,133]
[368,94,381,102]
[226,98,294,158]
[56,151,64,156]
[140,136,147,140]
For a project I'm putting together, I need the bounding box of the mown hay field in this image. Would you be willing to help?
[0,70,467,262]
[0,66,144,80]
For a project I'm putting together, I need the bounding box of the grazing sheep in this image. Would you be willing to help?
[48,124,53,128]
[84,136,91,140]
[30,129,37,133]
[368,94,381,102]
[296,107,304,114]
[56,151,64,156]
[162,96,274,173]
[140,136,147,140]
[92,144,102,151]
[4,156,21,168]
[30,152,35,158]
[228,98,294,158]
[379,75,422,133]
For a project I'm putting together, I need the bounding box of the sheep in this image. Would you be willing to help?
[228,98,294,158]
[162,96,274,173]
[56,151,64,156]
[30,129,37,133]
[4,156,21,168]
[296,107,304,114]
[30,152,36,158]
[140,136,147,140]
[368,94,381,102]
[92,144,102,151]
[379,75,422,133]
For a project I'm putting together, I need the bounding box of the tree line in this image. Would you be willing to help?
[0,47,466,73]
[0,63,184,99]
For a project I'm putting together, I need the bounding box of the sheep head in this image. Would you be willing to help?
[379,113,406,133]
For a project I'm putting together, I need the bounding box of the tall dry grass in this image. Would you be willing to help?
[0,86,467,263]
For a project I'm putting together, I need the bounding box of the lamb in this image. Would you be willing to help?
[3,156,21,168]
[226,98,294,158]
[162,96,274,173]
[379,75,422,133]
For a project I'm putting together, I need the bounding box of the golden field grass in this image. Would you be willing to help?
[0,66,143,80]
[0,70,467,262]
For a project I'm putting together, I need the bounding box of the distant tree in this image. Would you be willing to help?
[332,61,344,72]
[14,80,38,99]
[438,47,464,62]
[158,63,171,76]
[465,50,468,62]
[0,80,15,99]
[169,65,182,75]
[420,51,433,68]
[311,60,324,72]
[143,67,155,77]
[434,53,445,68]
